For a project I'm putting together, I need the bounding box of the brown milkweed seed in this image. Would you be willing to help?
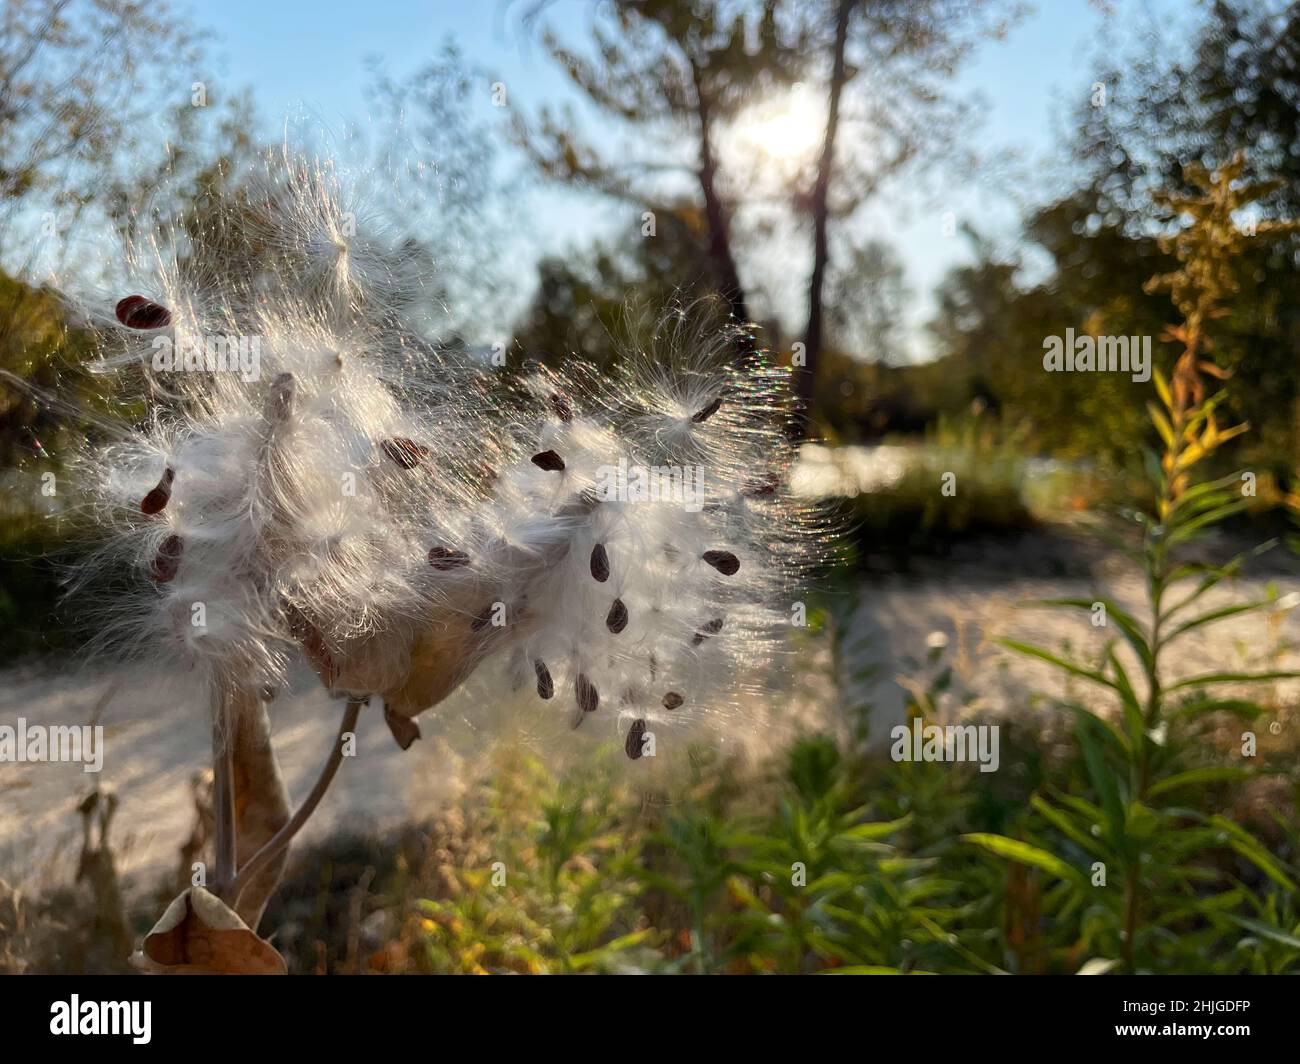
[661,692,684,710]
[590,543,610,582]
[549,391,573,422]
[267,372,295,422]
[702,550,740,575]
[576,673,599,713]
[535,660,554,700]
[531,449,565,471]
[140,467,175,515]
[381,437,429,469]
[692,616,725,646]
[427,546,471,570]
[115,295,171,330]
[151,534,183,582]
[625,719,648,760]
[606,598,628,634]
[691,395,723,423]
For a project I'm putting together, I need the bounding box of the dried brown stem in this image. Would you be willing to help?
[210,692,238,897]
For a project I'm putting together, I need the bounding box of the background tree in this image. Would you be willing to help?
[795,0,1017,433]
[514,0,807,330]
[928,0,1300,472]
[0,0,202,470]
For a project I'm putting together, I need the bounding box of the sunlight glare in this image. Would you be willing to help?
[738,83,826,163]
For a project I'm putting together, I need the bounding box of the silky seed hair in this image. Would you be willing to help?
[67,151,826,761]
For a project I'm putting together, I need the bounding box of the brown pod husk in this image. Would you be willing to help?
[384,704,421,750]
[229,691,291,930]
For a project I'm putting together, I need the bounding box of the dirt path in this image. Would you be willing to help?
[3,528,1297,896]
[841,529,1300,741]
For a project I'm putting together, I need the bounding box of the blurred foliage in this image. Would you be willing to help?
[984,153,1300,974]
[837,408,1039,564]
[926,1,1300,475]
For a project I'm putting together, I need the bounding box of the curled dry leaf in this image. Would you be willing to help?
[133,886,286,975]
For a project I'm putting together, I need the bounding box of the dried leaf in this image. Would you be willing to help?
[134,887,286,975]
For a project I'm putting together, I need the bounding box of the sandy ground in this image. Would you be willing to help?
[841,530,1300,739]
[0,662,470,895]
[3,528,1297,900]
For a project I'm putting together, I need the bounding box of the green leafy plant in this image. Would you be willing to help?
[973,155,1300,973]
[415,753,654,974]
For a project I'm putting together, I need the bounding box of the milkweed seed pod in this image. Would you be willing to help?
[71,151,825,761]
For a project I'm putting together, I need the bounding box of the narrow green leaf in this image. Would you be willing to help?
[1208,816,1298,892]
[961,833,1079,881]
[1229,915,1300,952]
[1031,795,1105,856]
[1148,766,1255,798]
[1166,500,1249,547]
[1028,597,1153,673]
[1165,599,1275,642]
[1169,697,1264,722]
[999,639,1118,692]
[1167,670,1300,692]
[838,814,912,841]
[1076,716,1126,849]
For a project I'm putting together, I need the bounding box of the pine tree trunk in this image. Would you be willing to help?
[798,0,855,437]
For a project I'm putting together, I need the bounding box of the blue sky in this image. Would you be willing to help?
[183,0,1197,357]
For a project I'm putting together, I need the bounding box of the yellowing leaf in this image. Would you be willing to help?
[1153,368,1173,410]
